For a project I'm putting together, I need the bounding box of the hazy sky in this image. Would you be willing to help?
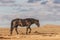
[0,0,60,27]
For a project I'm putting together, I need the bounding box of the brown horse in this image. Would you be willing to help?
[10,18,40,35]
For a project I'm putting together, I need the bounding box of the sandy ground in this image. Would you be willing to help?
[0,24,60,40]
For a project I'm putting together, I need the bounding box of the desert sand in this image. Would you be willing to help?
[0,24,60,40]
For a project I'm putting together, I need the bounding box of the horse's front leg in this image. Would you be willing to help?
[26,26,31,34]
[10,27,14,35]
[29,27,31,33]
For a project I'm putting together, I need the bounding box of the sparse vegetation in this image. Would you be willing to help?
[0,24,60,40]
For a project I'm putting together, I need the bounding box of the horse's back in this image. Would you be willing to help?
[11,18,37,26]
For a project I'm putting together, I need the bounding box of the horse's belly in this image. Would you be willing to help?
[18,24,27,27]
[22,24,27,26]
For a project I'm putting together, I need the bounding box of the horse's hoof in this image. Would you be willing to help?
[26,33,28,35]
[26,34,27,35]
[8,35,12,36]
[29,32,31,33]
[17,33,19,35]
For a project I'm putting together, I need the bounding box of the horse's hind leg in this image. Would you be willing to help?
[26,27,29,34]
[15,25,19,35]
[10,27,14,35]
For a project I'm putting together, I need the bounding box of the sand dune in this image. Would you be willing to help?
[0,24,60,40]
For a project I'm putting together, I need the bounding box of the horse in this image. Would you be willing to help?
[10,18,40,35]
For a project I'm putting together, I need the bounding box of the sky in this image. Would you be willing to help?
[0,0,60,27]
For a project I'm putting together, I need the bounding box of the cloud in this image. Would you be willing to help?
[28,0,41,3]
[53,0,60,4]
[0,0,15,3]
[41,1,48,4]
[0,0,60,27]
[27,0,48,5]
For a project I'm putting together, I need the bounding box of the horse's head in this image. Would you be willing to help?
[34,20,40,27]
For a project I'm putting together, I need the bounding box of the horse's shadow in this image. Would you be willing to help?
[33,31,58,36]
[0,34,2,36]
[0,37,11,39]
[8,31,58,36]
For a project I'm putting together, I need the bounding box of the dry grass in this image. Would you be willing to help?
[0,24,60,40]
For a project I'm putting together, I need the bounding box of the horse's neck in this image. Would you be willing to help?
[31,20,35,24]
